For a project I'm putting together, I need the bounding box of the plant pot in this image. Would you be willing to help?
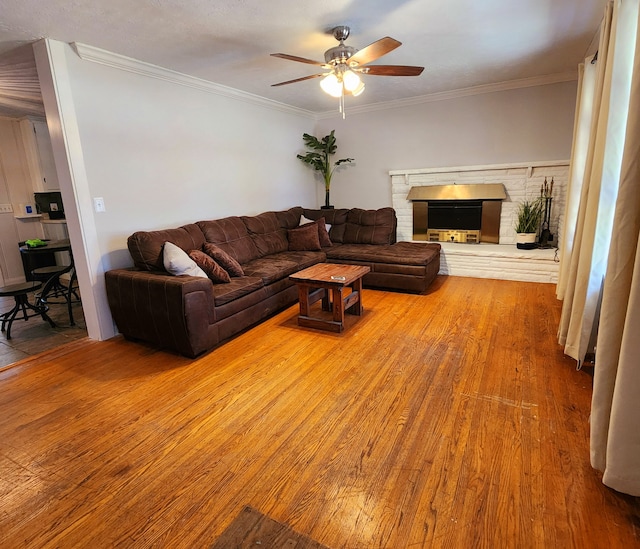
[516,233,537,250]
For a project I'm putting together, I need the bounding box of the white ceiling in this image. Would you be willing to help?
[0,0,605,118]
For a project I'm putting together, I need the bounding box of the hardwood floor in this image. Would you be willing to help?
[0,276,637,548]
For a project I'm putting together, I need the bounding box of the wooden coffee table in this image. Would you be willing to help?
[289,263,370,333]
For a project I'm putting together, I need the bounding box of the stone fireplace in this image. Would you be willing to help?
[389,161,570,282]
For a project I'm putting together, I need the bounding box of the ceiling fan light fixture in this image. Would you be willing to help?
[271,25,423,118]
[320,73,343,97]
[342,69,361,92]
[351,81,365,97]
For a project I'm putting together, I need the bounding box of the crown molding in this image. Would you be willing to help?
[316,71,579,119]
[71,43,315,119]
[71,42,577,121]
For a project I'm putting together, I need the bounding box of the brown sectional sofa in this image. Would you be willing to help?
[105,206,440,357]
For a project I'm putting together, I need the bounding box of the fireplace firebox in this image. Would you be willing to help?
[407,184,506,243]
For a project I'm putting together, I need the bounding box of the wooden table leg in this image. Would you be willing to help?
[332,287,345,331]
[298,284,310,317]
[321,288,331,311]
[350,277,364,315]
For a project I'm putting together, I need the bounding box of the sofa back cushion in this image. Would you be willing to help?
[275,206,304,230]
[343,207,397,245]
[303,208,349,243]
[197,217,260,265]
[128,224,206,271]
[241,211,289,257]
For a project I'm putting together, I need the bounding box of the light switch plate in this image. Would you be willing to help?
[93,197,106,213]
[0,203,13,213]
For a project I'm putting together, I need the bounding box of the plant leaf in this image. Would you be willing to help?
[297,130,353,189]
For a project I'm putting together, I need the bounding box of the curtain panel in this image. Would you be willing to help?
[557,0,635,363]
[556,60,597,300]
[558,0,640,496]
[590,0,640,497]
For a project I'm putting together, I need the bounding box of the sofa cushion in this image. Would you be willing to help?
[197,217,260,265]
[163,242,208,278]
[188,250,231,283]
[303,208,349,243]
[343,207,396,245]
[202,242,245,277]
[211,276,264,306]
[128,224,206,271]
[242,257,301,285]
[326,241,440,265]
[267,250,327,271]
[288,223,321,251]
[301,217,332,247]
[276,206,305,229]
[301,214,332,233]
[241,211,289,257]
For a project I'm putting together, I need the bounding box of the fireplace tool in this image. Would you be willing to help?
[539,178,553,247]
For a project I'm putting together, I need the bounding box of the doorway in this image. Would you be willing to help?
[0,42,89,369]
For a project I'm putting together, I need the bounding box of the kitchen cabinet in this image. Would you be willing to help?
[19,118,59,192]
[0,117,54,286]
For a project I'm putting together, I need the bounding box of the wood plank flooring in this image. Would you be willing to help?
[0,276,638,548]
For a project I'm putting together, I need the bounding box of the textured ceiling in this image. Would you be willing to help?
[0,0,605,118]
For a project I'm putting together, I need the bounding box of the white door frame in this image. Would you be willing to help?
[33,39,115,341]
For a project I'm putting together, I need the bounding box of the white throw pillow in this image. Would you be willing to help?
[163,241,208,278]
[300,214,331,232]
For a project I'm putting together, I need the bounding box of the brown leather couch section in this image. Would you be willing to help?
[105,269,219,357]
[105,206,440,357]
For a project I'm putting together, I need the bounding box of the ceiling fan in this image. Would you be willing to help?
[271,26,424,117]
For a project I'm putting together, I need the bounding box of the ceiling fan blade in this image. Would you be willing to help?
[271,74,325,87]
[363,65,425,76]
[348,37,401,66]
[271,53,325,66]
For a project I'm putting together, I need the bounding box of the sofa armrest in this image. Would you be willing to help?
[105,268,219,358]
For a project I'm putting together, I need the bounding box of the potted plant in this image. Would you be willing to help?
[297,130,354,209]
[514,197,544,249]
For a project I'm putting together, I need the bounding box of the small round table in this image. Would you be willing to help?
[0,281,56,340]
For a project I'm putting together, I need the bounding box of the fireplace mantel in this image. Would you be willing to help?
[407,183,507,201]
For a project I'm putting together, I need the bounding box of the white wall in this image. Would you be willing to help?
[63,49,316,272]
[38,40,315,340]
[313,81,577,209]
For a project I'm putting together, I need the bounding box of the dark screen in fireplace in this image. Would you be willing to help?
[428,200,483,230]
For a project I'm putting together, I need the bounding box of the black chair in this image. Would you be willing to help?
[0,281,56,339]
[31,265,79,326]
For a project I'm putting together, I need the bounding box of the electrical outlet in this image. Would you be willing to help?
[93,197,106,213]
[0,203,13,213]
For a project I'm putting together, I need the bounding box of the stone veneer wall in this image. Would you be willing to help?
[389,161,570,283]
